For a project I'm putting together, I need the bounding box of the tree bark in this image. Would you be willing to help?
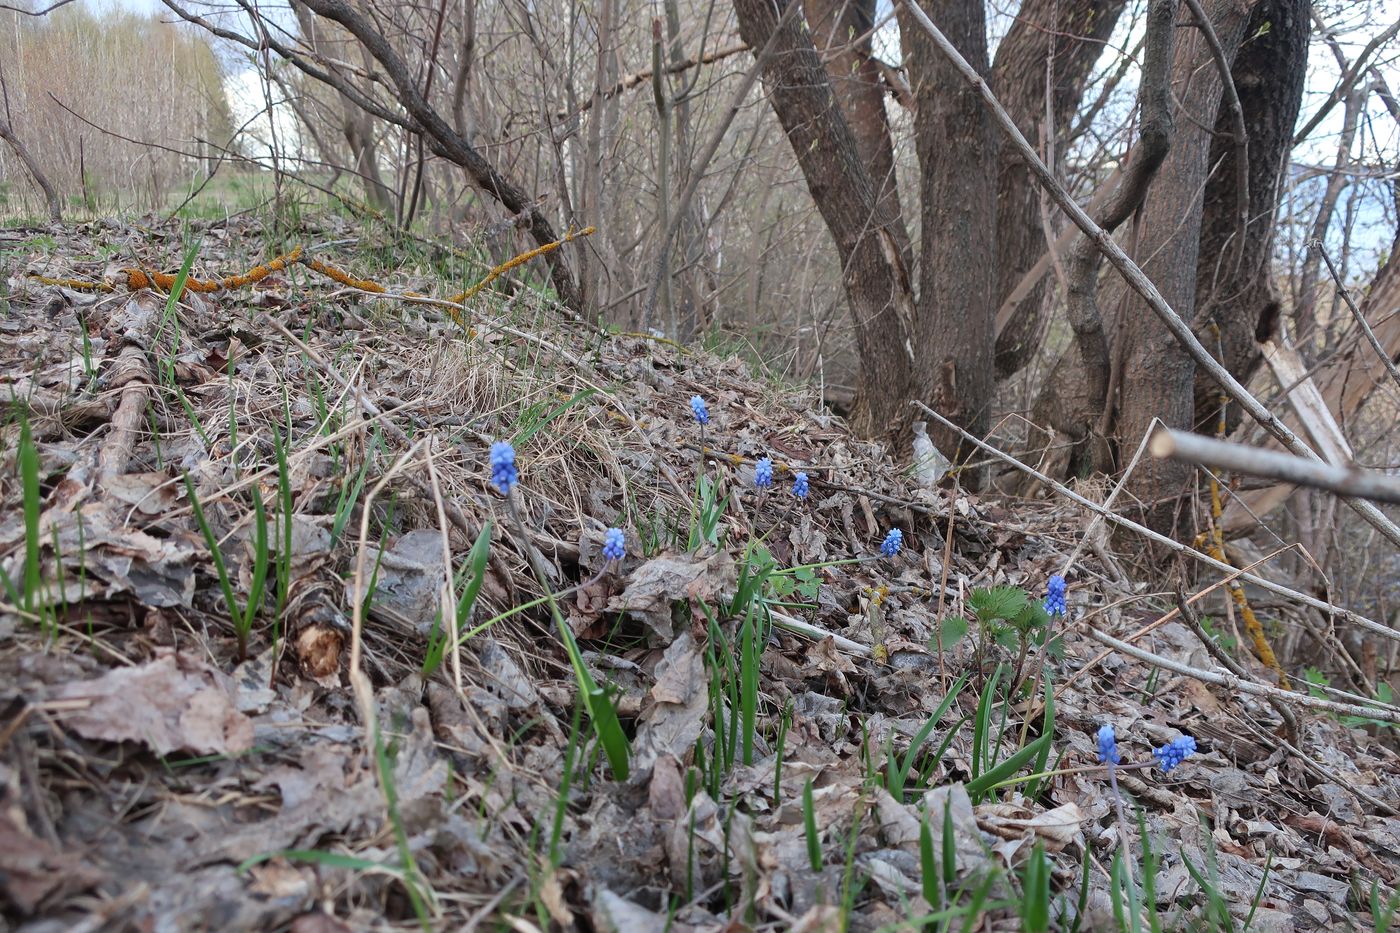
[1191,0,1311,433]
[298,0,585,311]
[731,0,917,440]
[898,0,996,457]
[803,0,911,264]
[990,0,1127,378]
[0,116,61,222]
[1114,0,1257,530]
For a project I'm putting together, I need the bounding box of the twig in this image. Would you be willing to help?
[555,41,750,122]
[1083,627,1400,726]
[1175,586,1298,740]
[423,442,463,695]
[1150,427,1400,504]
[1315,241,1400,396]
[1292,15,1400,145]
[914,402,1400,646]
[895,0,1400,552]
[769,609,871,657]
[1062,417,1160,574]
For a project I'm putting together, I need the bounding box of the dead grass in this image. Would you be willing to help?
[0,216,1398,931]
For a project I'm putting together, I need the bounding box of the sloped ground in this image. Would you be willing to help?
[1,217,1398,931]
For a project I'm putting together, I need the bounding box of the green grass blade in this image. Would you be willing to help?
[242,482,270,658]
[965,731,1052,800]
[1021,841,1050,933]
[184,472,243,653]
[17,411,41,616]
[803,777,822,871]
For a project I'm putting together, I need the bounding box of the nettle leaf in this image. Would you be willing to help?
[939,614,970,648]
[1011,600,1051,634]
[990,620,1020,650]
[968,585,1028,623]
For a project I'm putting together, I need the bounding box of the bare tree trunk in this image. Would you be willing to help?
[1191,0,1311,432]
[1114,0,1257,530]
[0,116,61,222]
[899,0,996,458]
[291,0,394,212]
[804,0,911,264]
[731,0,917,441]
[990,0,1128,379]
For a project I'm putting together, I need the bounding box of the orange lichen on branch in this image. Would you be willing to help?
[27,274,114,292]
[446,226,596,305]
[124,245,304,293]
[1198,385,1291,690]
[302,257,389,293]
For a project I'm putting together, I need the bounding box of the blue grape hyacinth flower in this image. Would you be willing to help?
[792,471,809,499]
[1044,574,1067,617]
[1096,724,1121,765]
[602,528,626,562]
[754,457,774,488]
[489,440,518,495]
[1153,736,1197,773]
[880,528,903,558]
[690,395,709,425]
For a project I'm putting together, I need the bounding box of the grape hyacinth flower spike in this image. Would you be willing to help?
[489,440,518,495]
[880,528,903,558]
[1044,574,1067,617]
[754,457,774,489]
[1153,735,1197,773]
[1096,723,1121,765]
[689,395,709,426]
[602,527,626,562]
[792,471,809,499]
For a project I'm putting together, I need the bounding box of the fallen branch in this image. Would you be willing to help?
[1151,427,1400,505]
[1084,627,1400,726]
[914,402,1400,646]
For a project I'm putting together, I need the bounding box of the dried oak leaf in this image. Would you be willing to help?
[611,549,736,643]
[0,796,104,913]
[631,632,708,779]
[54,651,254,756]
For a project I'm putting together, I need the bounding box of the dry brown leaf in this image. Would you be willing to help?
[612,549,736,643]
[632,632,709,779]
[54,651,253,756]
[0,797,104,913]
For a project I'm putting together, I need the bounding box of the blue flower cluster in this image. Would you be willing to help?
[602,528,626,562]
[686,398,909,564]
[1096,724,1121,765]
[690,395,709,425]
[1044,574,1067,617]
[490,440,518,494]
[1153,736,1197,773]
[754,457,774,488]
[792,471,809,499]
[1095,723,1197,774]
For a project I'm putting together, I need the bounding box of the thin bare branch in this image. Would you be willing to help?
[1315,240,1400,397]
[913,401,1400,646]
[1151,427,1400,504]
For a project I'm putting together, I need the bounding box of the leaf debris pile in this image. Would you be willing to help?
[1,218,1398,931]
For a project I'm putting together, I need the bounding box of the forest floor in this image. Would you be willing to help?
[1,215,1398,932]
